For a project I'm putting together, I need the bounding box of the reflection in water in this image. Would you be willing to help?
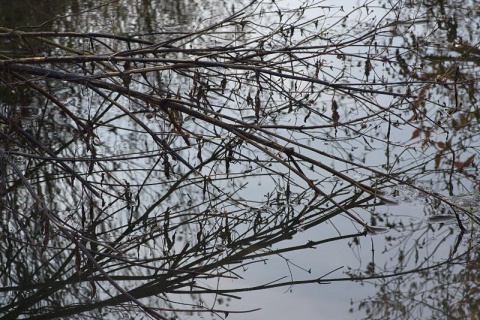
[0,0,479,319]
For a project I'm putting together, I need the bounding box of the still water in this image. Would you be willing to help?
[0,0,479,319]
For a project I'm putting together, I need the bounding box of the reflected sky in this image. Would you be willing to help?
[1,0,479,319]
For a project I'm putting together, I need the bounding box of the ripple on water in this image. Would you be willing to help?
[424,215,457,224]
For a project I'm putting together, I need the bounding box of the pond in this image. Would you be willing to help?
[0,0,479,319]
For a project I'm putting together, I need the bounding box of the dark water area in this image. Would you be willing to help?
[1,1,480,319]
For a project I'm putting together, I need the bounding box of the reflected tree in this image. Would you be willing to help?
[352,223,480,319]
[347,1,480,319]
[0,0,479,319]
